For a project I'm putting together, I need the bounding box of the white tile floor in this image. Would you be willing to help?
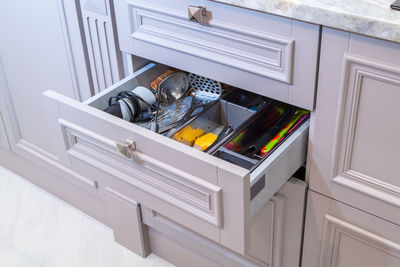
[0,165,174,267]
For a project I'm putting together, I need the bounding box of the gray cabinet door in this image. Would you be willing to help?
[303,191,400,267]
[0,0,101,192]
[308,27,400,225]
[143,178,308,267]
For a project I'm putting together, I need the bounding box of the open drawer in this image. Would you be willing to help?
[43,63,308,254]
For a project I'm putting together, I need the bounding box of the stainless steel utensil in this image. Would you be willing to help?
[150,72,189,132]
[154,96,192,133]
[159,72,189,104]
[183,73,223,120]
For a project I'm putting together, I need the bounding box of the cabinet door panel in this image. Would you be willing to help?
[302,191,400,267]
[0,0,76,156]
[309,27,400,224]
[143,178,307,267]
[334,233,400,267]
[345,71,400,186]
[0,1,100,193]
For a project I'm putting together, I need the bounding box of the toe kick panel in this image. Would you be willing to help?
[43,63,309,254]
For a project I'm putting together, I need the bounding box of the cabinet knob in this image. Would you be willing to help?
[188,6,212,26]
[116,139,136,159]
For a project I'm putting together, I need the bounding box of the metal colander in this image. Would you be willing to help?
[189,73,222,100]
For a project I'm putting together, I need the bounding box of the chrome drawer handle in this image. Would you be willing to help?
[188,6,211,26]
[116,139,136,159]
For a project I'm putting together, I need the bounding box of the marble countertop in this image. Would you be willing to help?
[211,0,400,43]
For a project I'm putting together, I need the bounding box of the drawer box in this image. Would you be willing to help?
[44,62,308,254]
[113,0,320,109]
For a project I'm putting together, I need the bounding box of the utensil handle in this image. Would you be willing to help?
[150,69,175,90]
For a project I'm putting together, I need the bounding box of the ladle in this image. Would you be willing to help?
[150,72,189,132]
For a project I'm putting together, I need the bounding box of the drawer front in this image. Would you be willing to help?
[43,64,308,254]
[113,0,320,109]
[105,187,150,257]
[143,178,307,267]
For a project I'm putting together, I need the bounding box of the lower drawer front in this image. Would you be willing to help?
[43,63,308,254]
[143,178,307,267]
[113,0,319,110]
[303,191,400,267]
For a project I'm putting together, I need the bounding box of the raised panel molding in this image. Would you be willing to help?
[319,214,400,267]
[144,193,285,267]
[128,1,294,84]
[248,194,285,267]
[80,0,124,93]
[0,58,97,191]
[58,118,223,227]
[331,54,400,207]
[58,0,93,101]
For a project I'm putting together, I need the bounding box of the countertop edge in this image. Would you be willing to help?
[210,0,400,43]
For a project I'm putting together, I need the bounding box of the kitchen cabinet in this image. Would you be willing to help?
[79,0,125,93]
[3,0,399,265]
[0,0,114,226]
[0,0,316,262]
[308,27,400,225]
[42,0,318,258]
[302,190,400,267]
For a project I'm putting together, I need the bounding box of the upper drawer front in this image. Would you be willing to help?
[114,0,320,109]
[129,1,293,83]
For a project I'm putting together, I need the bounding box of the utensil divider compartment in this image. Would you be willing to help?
[169,98,259,152]
[43,61,309,255]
